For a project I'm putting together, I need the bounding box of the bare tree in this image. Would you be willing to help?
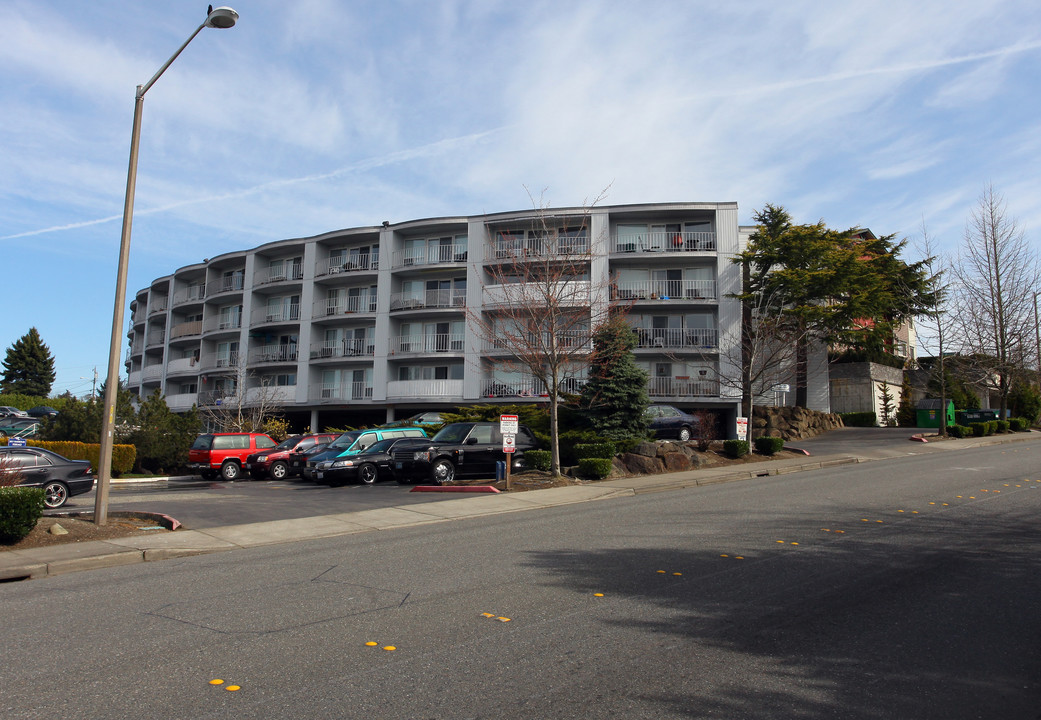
[914,222,955,436]
[952,185,1040,415]
[467,189,610,475]
[199,359,284,432]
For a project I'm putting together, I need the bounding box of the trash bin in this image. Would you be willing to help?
[916,399,954,428]
[495,461,506,482]
[955,409,998,425]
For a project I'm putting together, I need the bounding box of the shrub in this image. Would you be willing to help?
[557,429,605,465]
[1010,417,1027,432]
[723,439,749,458]
[996,420,1010,433]
[0,487,44,543]
[573,442,616,460]
[577,457,613,479]
[523,450,552,472]
[840,412,877,427]
[986,420,998,435]
[946,424,968,438]
[970,422,986,437]
[754,436,785,455]
[613,436,644,454]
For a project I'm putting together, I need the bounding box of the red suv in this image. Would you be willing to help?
[244,433,338,480]
[188,432,277,481]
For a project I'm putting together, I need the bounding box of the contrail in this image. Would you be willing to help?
[0,127,504,241]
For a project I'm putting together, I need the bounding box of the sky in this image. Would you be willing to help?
[2,0,1040,398]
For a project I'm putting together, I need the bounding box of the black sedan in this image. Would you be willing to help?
[0,447,95,509]
[316,437,426,486]
[645,404,701,441]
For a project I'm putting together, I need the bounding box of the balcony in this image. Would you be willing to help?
[213,275,245,294]
[256,264,304,285]
[166,357,200,375]
[199,351,239,371]
[258,304,300,324]
[318,254,378,276]
[486,331,591,353]
[166,392,199,411]
[309,339,375,359]
[392,242,468,269]
[316,295,377,317]
[483,280,590,308]
[390,289,465,311]
[173,286,206,305]
[198,389,238,406]
[490,238,590,259]
[249,345,299,364]
[647,376,719,398]
[611,230,716,254]
[169,320,203,340]
[613,280,716,301]
[635,327,718,350]
[148,300,168,316]
[394,333,465,355]
[385,379,462,400]
[311,381,375,402]
[142,365,164,381]
[204,316,243,333]
[145,330,166,347]
[481,374,586,398]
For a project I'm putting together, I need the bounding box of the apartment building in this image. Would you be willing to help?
[126,202,753,432]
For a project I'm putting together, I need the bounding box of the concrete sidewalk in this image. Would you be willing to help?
[2,431,1033,582]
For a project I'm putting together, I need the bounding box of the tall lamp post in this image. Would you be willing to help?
[95,6,238,525]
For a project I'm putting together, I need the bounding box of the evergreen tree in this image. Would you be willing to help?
[878,380,895,427]
[896,374,916,427]
[1,328,56,397]
[129,390,200,473]
[579,313,650,440]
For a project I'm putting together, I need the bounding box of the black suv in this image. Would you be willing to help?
[391,422,539,484]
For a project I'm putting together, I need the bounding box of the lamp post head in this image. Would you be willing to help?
[205,6,239,29]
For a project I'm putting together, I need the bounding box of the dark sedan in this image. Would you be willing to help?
[645,404,700,441]
[287,441,333,478]
[316,437,428,486]
[0,447,95,509]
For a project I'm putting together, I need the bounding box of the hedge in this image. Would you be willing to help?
[1010,417,1027,432]
[573,442,616,460]
[946,424,969,438]
[754,436,785,455]
[723,439,749,458]
[19,440,136,476]
[840,412,877,427]
[996,420,1010,433]
[524,450,552,471]
[0,487,44,543]
[577,457,613,479]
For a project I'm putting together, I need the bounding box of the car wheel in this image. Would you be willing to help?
[430,459,455,485]
[270,461,288,480]
[359,463,378,485]
[200,470,218,480]
[43,481,69,509]
[678,426,692,442]
[220,461,242,481]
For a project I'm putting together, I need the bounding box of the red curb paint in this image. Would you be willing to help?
[410,485,501,493]
[910,435,928,443]
[786,447,811,455]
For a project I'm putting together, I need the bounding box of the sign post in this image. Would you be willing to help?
[500,415,518,489]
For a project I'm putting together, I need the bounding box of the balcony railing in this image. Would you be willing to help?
[214,275,245,294]
[148,300,168,316]
[142,365,164,381]
[250,345,299,363]
[392,242,468,269]
[173,285,206,305]
[198,390,238,406]
[311,381,375,402]
[318,254,378,275]
[394,333,465,354]
[385,379,462,400]
[169,320,203,339]
[166,357,200,375]
[491,238,590,259]
[199,351,240,371]
[316,294,378,316]
[647,376,719,398]
[146,330,166,347]
[635,327,718,350]
[256,264,304,285]
[611,231,716,254]
[486,331,591,353]
[166,392,199,411]
[481,373,587,398]
[390,289,466,311]
[259,304,301,324]
[613,280,716,301]
[309,338,375,359]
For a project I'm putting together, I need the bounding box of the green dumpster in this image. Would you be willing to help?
[916,399,955,428]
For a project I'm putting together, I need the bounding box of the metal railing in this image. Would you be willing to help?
[635,327,717,349]
[389,289,466,311]
[613,280,716,301]
[647,376,719,397]
[611,231,716,253]
[309,338,375,359]
[394,333,465,354]
[318,254,378,275]
[317,294,378,316]
[392,242,468,269]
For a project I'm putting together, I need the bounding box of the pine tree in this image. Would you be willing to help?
[896,374,916,427]
[579,313,650,440]
[1,328,56,397]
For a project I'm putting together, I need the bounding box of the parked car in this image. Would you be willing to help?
[392,421,539,484]
[0,417,40,439]
[303,427,429,481]
[645,404,700,441]
[244,433,339,480]
[27,405,60,418]
[0,446,95,509]
[287,441,334,478]
[188,432,277,481]
[315,437,430,486]
[0,406,29,418]
[381,411,445,429]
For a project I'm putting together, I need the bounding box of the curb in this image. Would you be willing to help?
[411,485,501,493]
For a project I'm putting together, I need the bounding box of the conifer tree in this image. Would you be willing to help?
[1,328,56,397]
[579,313,650,440]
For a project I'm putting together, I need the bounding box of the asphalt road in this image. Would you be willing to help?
[6,438,1041,718]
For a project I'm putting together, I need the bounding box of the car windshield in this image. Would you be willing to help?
[431,424,472,444]
[362,439,397,454]
[327,431,361,449]
[273,436,300,451]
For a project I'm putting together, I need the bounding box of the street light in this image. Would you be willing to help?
[95,6,238,525]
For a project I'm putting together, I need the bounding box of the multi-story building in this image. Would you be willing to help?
[126,202,751,432]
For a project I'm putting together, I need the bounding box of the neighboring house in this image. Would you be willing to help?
[127,202,834,436]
